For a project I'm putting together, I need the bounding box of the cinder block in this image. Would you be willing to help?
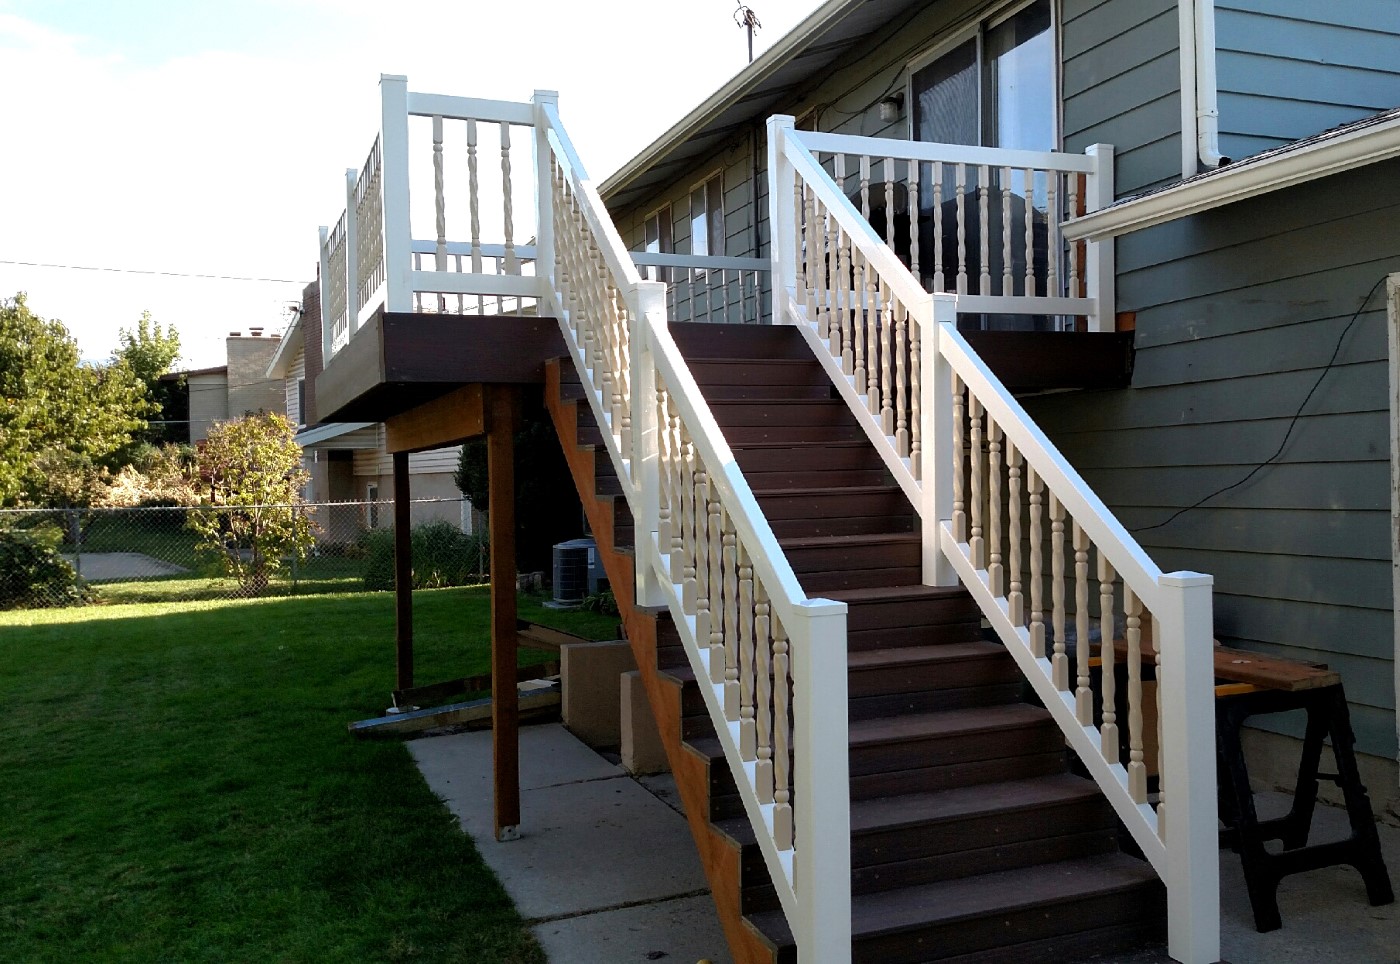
[621,670,669,775]
[560,640,635,749]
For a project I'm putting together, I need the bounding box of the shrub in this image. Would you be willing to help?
[361,522,488,591]
[0,524,93,610]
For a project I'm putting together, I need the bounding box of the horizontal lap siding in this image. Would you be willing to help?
[1023,159,1400,757]
[1215,0,1400,162]
[1062,0,1181,196]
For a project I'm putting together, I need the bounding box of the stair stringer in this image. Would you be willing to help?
[543,358,778,964]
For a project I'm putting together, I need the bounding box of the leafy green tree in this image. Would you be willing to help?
[188,412,315,596]
[113,311,182,447]
[0,294,149,506]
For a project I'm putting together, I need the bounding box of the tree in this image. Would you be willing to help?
[188,412,314,596]
[0,294,150,506]
[113,311,182,447]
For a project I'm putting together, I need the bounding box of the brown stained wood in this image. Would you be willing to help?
[515,621,598,652]
[1212,646,1340,691]
[957,329,1135,392]
[543,358,776,964]
[392,660,561,708]
[393,452,413,692]
[385,384,485,453]
[489,385,521,840]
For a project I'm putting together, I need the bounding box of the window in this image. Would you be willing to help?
[689,174,725,258]
[642,204,673,282]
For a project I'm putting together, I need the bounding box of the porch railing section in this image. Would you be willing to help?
[631,252,770,325]
[318,75,541,361]
[539,99,852,960]
[795,128,1114,331]
[769,114,1218,964]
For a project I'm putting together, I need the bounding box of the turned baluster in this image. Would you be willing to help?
[908,158,921,283]
[432,116,448,282]
[814,200,832,342]
[1126,588,1147,803]
[772,615,793,850]
[692,468,709,639]
[1099,552,1119,762]
[932,161,945,292]
[656,376,672,559]
[708,495,725,686]
[952,374,967,543]
[969,397,985,569]
[500,122,518,274]
[1001,166,1013,296]
[1028,467,1045,656]
[880,282,895,434]
[838,227,854,376]
[910,313,922,482]
[739,545,756,759]
[978,164,991,296]
[1051,493,1068,690]
[723,515,740,720]
[853,248,868,395]
[884,158,896,250]
[955,163,968,294]
[1074,521,1092,726]
[1007,440,1023,624]
[804,185,819,323]
[467,119,482,274]
[895,300,909,457]
[1023,168,1035,297]
[755,583,774,802]
[793,178,807,313]
[988,421,1004,597]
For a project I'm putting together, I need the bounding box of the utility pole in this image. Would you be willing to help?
[735,3,761,63]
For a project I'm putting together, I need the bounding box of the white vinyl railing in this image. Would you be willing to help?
[539,99,852,962]
[795,128,1115,331]
[630,251,770,325]
[769,114,1218,964]
[318,75,541,361]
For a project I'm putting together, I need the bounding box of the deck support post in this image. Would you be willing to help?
[393,451,413,691]
[488,385,521,841]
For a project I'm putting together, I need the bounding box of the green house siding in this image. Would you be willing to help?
[1215,0,1400,162]
[1023,159,1400,758]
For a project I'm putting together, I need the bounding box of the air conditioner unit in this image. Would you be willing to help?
[549,537,595,609]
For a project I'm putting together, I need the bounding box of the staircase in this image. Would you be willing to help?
[546,323,1166,963]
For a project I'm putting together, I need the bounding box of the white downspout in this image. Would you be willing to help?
[1178,0,1228,179]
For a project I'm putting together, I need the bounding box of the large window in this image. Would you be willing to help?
[689,174,725,258]
[642,204,673,282]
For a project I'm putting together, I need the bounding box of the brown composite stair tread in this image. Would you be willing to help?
[848,704,1051,746]
[746,853,1160,944]
[847,774,1104,834]
[821,584,977,605]
[779,532,921,550]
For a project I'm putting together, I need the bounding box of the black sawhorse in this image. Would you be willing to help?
[1215,683,1394,932]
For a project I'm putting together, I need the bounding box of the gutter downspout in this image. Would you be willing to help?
[1178,0,1228,178]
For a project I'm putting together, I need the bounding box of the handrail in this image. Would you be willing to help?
[769,113,1219,964]
[540,100,852,960]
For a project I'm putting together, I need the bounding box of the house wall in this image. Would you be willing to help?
[1214,0,1400,163]
[284,345,307,427]
[187,371,228,442]
[1021,159,1400,763]
[226,334,285,418]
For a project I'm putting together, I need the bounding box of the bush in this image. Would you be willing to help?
[361,522,488,591]
[0,525,93,610]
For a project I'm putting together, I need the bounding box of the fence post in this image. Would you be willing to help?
[532,90,559,298]
[791,600,851,963]
[1084,144,1115,333]
[766,115,797,321]
[379,74,413,314]
[1155,570,1219,964]
[71,508,82,579]
[924,297,958,586]
[631,280,668,608]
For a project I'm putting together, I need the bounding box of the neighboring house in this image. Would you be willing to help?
[303,2,1400,958]
[267,278,472,535]
[163,329,286,441]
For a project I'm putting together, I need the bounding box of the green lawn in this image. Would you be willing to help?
[0,588,619,962]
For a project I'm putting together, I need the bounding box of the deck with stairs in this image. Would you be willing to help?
[546,323,1165,963]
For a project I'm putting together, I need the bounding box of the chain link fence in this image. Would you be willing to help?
[0,498,487,609]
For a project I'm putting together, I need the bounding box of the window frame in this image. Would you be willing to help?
[687,170,726,260]
[642,201,674,282]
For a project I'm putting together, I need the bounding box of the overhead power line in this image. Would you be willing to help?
[0,258,307,285]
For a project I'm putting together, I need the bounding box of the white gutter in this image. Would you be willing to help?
[1063,112,1400,242]
[1179,0,1227,178]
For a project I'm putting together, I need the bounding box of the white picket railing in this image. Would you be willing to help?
[631,251,770,325]
[795,128,1115,331]
[769,114,1219,964]
[318,75,541,361]
[539,98,852,960]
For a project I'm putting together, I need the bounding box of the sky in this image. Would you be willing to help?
[0,0,819,368]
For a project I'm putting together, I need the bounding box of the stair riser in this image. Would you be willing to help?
[846,622,985,653]
[851,751,1068,800]
[852,725,1066,779]
[770,516,916,538]
[723,424,870,444]
[747,469,893,490]
[852,829,1121,896]
[848,655,1022,698]
[784,539,920,574]
[701,384,836,400]
[851,885,1164,964]
[849,684,1026,720]
[800,567,923,592]
[731,445,888,474]
[844,597,981,634]
[710,401,858,428]
[756,490,909,521]
[671,324,817,360]
[686,358,830,387]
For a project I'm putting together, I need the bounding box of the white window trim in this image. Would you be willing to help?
[686,168,726,259]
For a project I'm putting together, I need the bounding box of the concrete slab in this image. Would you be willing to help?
[531,893,733,964]
[64,551,188,581]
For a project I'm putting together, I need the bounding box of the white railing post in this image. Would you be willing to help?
[1155,570,1219,964]
[791,603,851,964]
[344,168,360,334]
[318,225,332,361]
[767,115,798,314]
[532,90,559,295]
[1085,144,1116,333]
[379,74,413,313]
[632,280,669,609]
[925,299,958,586]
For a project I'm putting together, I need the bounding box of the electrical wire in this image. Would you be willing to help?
[1130,273,1389,534]
[0,258,306,285]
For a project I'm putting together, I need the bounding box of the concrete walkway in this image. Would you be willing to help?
[62,551,188,581]
[409,724,733,964]
[411,722,1398,964]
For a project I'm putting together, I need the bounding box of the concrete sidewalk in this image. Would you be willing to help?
[411,722,1398,964]
[409,724,733,964]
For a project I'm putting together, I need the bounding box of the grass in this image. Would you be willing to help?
[0,587,619,962]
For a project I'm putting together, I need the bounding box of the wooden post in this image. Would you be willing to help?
[393,451,413,691]
[488,385,521,841]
